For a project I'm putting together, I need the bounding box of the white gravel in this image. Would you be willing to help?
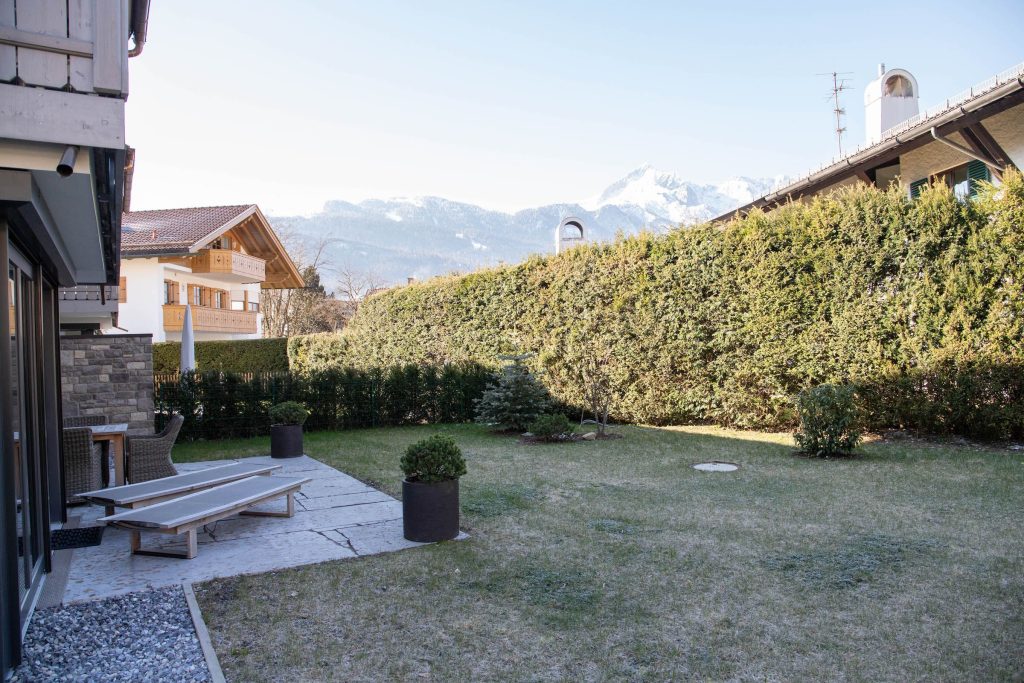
[11,586,211,683]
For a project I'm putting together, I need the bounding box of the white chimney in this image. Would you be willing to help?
[864,65,919,145]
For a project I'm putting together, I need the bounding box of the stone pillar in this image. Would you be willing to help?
[60,334,155,435]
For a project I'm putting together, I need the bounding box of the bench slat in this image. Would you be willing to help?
[99,475,311,530]
[79,462,281,505]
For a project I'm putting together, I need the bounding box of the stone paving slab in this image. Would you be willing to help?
[296,490,394,511]
[294,476,378,499]
[207,500,402,542]
[61,456,459,603]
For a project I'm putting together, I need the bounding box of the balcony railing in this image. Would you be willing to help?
[58,284,121,314]
[188,249,266,282]
[162,304,257,335]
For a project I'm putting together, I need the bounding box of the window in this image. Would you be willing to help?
[884,74,914,97]
[209,236,233,250]
[214,291,223,309]
[249,301,259,313]
[192,286,202,306]
[909,159,991,201]
[163,281,178,305]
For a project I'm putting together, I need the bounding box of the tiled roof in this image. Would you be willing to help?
[121,205,255,253]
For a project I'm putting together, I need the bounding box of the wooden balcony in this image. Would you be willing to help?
[0,0,134,149]
[183,249,266,283]
[163,305,258,335]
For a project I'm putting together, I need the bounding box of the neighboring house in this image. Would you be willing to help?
[714,62,1024,221]
[69,204,304,340]
[0,1,150,676]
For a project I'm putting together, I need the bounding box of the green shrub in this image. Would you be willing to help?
[305,171,1024,439]
[528,413,574,441]
[153,338,289,373]
[475,354,551,432]
[269,401,309,426]
[794,384,862,457]
[288,333,350,373]
[154,363,494,441]
[400,434,467,483]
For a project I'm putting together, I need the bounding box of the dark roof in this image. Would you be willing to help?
[712,63,1024,222]
[121,205,254,254]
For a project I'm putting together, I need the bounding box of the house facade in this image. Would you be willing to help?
[0,1,150,676]
[714,62,1024,221]
[69,204,304,341]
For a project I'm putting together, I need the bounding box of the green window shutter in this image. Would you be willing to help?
[967,159,991,198]
[909,178,928,200]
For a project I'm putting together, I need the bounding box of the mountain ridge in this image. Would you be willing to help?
[270,166,783,285]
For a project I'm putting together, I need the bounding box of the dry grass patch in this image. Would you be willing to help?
[183,424,1024,682]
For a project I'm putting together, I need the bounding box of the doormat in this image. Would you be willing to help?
[51,526,105,551]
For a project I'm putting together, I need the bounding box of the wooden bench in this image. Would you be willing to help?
[79,462,281,516]
[98,475,311,559]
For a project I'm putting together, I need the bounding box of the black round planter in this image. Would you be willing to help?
[402,478,459,542]
[270,424,304,458]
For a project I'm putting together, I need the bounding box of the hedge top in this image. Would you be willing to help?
[286,172,1024,439]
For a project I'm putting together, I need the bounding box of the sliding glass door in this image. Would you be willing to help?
[8,244,45,620]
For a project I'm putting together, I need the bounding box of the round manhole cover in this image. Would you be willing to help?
[692,461,739,472]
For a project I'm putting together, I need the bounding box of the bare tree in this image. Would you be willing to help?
[261,233,337,337]
[580,348,613,436]
[334,263,387,305]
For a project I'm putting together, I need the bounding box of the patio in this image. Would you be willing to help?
[44,455,456,605]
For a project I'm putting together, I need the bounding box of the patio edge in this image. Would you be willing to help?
[182,582,227,683]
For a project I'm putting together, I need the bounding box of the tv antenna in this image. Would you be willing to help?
[818,71,853,156]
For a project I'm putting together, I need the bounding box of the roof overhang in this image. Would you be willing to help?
[0,140,123,285]
[123,205,304,289]
[714,75,1024,222]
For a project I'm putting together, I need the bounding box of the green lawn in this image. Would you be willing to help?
[183,425,1024,682]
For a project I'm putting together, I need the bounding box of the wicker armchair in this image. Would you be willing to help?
[63,415,107,428]
[126,414,184,484]
[63,427,102,504]
[65,415,110,483]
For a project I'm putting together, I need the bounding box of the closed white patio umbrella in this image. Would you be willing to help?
[180,304,196,372]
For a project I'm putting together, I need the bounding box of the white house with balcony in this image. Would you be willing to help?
[112,204,303,341]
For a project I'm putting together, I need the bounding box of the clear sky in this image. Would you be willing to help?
[126,1,1024,215]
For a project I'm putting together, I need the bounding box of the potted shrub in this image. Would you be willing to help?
[401,434,466,542]
[269,401,309,458]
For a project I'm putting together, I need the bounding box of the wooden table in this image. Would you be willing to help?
[89,423,129,487]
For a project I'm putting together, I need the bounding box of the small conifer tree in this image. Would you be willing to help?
[474,354,550,432]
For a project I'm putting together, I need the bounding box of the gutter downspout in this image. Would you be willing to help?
[929,127,1005,173]
[128,0,150,58]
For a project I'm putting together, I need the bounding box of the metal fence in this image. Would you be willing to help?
[154,365,495,441]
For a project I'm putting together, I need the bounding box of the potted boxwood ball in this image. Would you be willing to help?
[269,401,309,459]
[401,434,466,542]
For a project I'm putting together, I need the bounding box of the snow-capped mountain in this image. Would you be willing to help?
[581,164,785,226]
[270,166,784,285]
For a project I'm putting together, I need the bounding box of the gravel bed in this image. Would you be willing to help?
[11,586,211,683]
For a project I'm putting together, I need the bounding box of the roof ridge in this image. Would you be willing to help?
[123,203,255,218]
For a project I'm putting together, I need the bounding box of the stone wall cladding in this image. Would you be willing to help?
[60,334,155,435]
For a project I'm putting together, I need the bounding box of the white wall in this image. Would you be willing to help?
[118,258,264,342]
[984,104,1024,169]
[899,101,1024,188]
[118,258,168,341]
[898,131,976,187]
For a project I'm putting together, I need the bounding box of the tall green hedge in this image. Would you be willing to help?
[287,333,350,373]
[153,338,290,374]
[295,173,1024,438]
